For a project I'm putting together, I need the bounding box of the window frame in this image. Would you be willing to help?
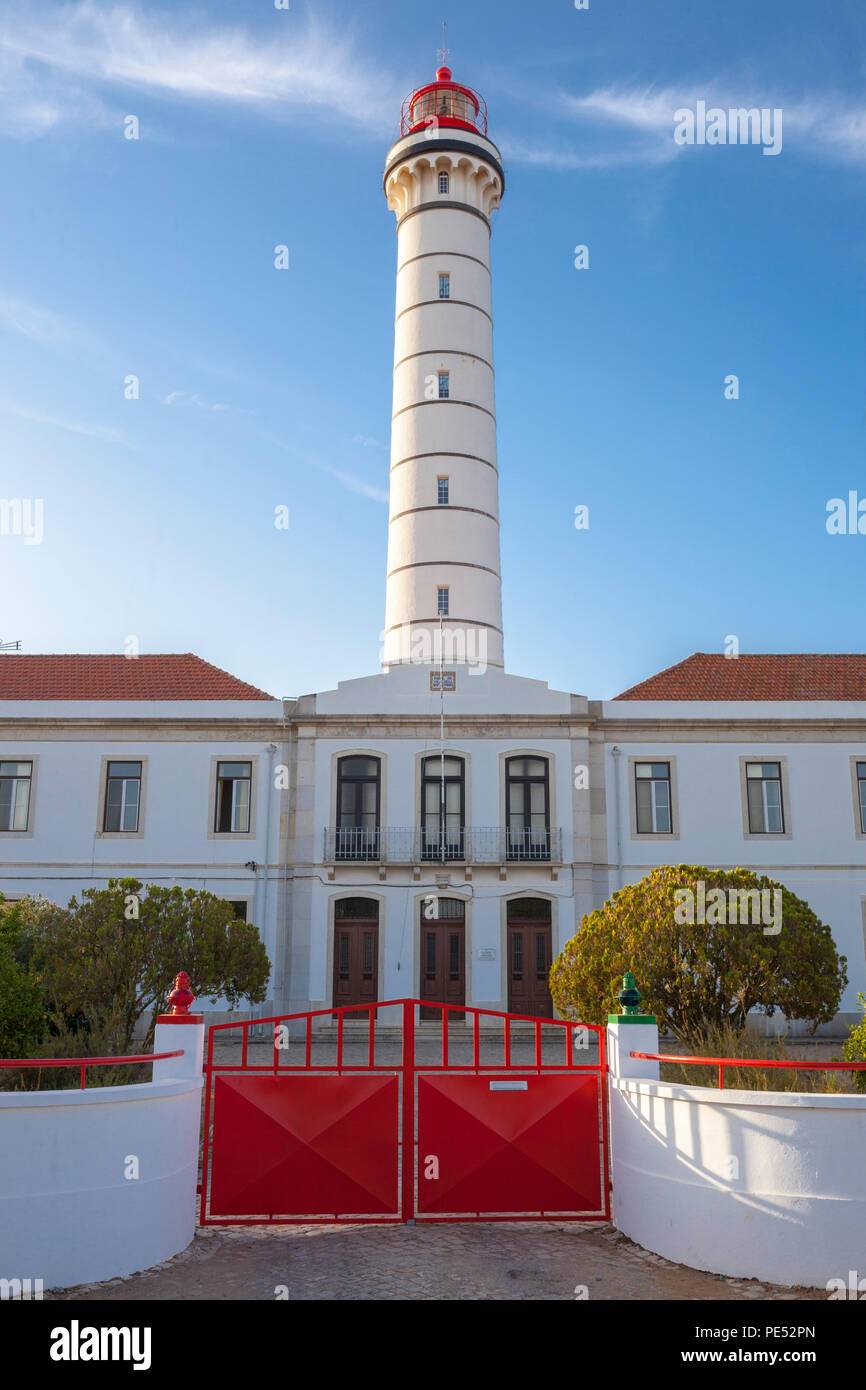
[437,586,450,616]
[420,753,466,861]
[438,272,450,299]
[335,754,382,860]
[101,758,144,835]
[851,756,866,839]
[438,171,450,194]
[225,897,253,922]
[0,756,36,836]
[208,754,259,840]
[627,754,679,841]
[437,371,450,399]
[634,761,672,835]
[437,475,450,505]
[739,756,791,840]
[504,755,551,861]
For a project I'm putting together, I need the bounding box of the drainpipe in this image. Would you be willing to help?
[611,746,623,891]
[261,742,278,995]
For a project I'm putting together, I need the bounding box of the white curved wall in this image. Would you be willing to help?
[0,1022,203,1290]
[608,1023,866,1288]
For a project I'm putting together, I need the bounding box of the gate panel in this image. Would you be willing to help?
[200,998,609,1226]
[416,1073,604,1218]
[208,1073,399,1219]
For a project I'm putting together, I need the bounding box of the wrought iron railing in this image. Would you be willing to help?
[323,826,562,865]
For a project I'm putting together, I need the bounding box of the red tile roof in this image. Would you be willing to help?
[615,653,866,701]
[0,655,275,701]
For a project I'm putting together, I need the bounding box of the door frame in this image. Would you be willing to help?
[501,893,556,1015]
[415,891,471,1017]
[328,893,385,1010]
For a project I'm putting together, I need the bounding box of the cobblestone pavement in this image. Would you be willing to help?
[53,1223,823,1302]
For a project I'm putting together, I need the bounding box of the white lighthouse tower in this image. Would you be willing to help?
[382,65,505,671]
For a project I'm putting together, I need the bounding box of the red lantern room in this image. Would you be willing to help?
[400,66,488,138]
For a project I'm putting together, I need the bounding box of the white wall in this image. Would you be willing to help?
[604,734,866,1013]
[608,1021,866,1289]
[0,1020,203,1290]
[0,717,286,1005]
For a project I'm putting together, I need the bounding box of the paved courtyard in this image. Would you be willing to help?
[53,1222,823,1302]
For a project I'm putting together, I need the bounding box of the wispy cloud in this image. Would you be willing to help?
[163,390,230,412]
[0,2,403,139]
[259,429,387,503]
[0,399,128,443]
[0,296,74,342]
[320,464,388,504]
[517,81,866,170]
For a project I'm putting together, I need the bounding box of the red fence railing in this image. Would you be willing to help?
[0,1050,184,1090]
[630,1051,866,1090]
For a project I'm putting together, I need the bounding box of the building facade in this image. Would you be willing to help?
[0,655,289,1017]
[2,69,865,1033]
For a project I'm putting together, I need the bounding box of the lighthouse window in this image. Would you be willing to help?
[437,587,450,616]
[437,477,449,505]
[439,274,450,299]
[438,172,450,194]
[438,372,450,399]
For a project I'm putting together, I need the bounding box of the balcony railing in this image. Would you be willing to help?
[323,826,562,865]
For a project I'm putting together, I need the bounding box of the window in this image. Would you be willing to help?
[437,587,449,616]
[634,762,672,834]
[438,372,450,399]
[439,273,450,299]
[336,755,381,859]
[438,172,449,194]
[746,761,784,834]
[421,755,465,860]
[505,756,551,860]
[215,761,252,833]
[227,901,248,921]
[0,760,32,832]
[103,760,142,832]
[437,476,449,505]
[857,762,866,833]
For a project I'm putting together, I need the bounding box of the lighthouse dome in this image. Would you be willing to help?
[401,68,488,138]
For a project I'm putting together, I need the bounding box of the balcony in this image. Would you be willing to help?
[323,826,562,866]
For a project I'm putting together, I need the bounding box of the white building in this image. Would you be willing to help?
[2,67,864,1033]
[0,654,288,1013]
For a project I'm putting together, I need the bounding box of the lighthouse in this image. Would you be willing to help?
[382,65,505,671]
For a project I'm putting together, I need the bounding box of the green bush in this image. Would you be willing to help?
[549,865,847,1044]
[0,897,46,1060]
[31,878,271,1053]
[842,992,866,1094]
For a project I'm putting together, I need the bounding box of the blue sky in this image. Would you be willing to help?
[1,0,864,699]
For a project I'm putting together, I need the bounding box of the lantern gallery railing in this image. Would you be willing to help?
[323,826,562,864]
[630,1051,866,1091]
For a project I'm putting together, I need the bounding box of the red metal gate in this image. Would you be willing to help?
[200,999,609,1225]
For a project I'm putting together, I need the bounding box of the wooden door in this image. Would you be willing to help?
[507,916,553,1018]
[419,921,465,1020]
[333,918,379,1011]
